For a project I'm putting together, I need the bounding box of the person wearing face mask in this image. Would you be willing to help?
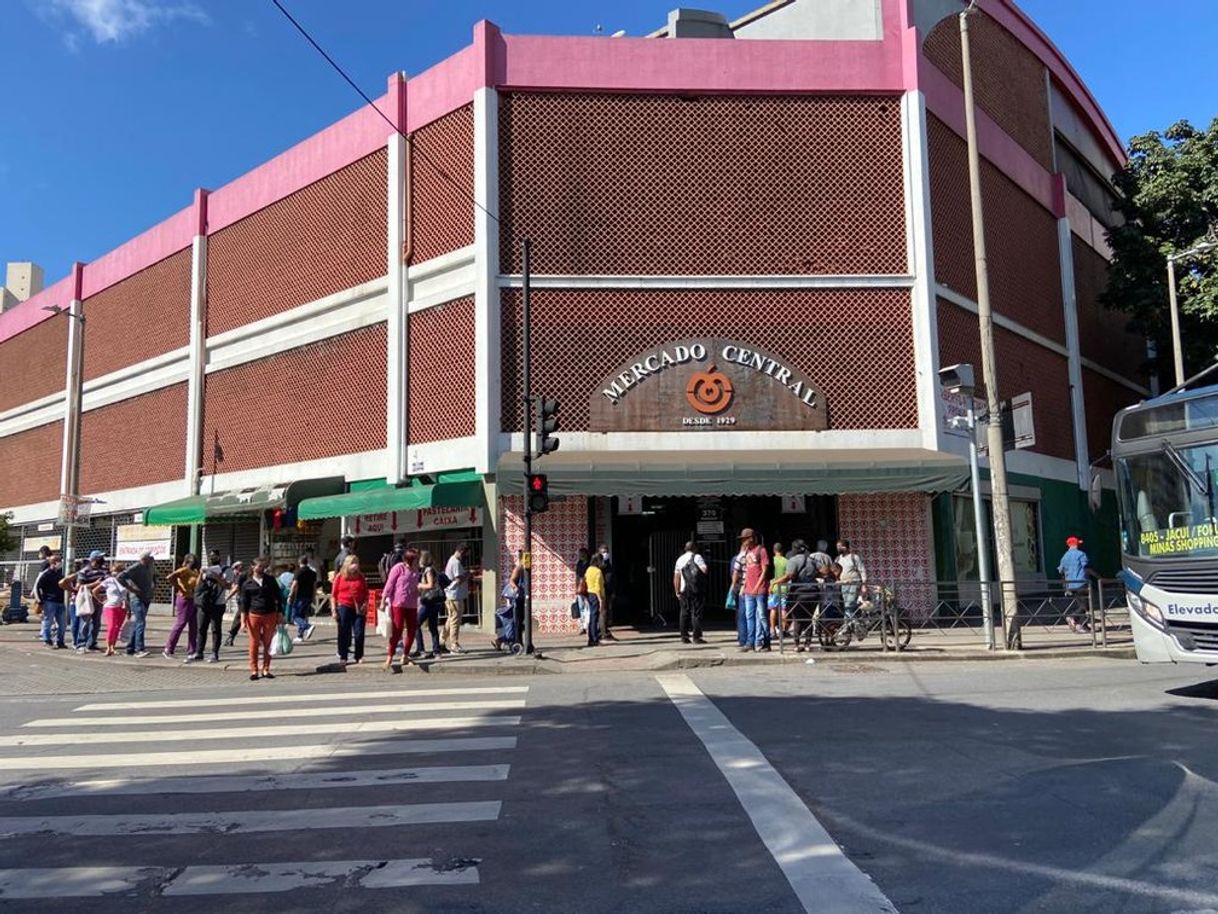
[836,539,867,618]
[596,544,616,642]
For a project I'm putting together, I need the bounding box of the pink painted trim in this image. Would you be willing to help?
[207,97,395,234]
[80,204,195,299]
[922,60,1056,214]
[405,41,482,132]
[0,275,76,344]
[978,0,1125,167]
[497,32,905,94]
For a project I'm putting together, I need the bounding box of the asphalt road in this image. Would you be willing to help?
[0,657,1216,912]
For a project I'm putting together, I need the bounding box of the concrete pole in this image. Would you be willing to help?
[1167,256,1185,388]
[966,401,995,650]
[960,5,1021,648]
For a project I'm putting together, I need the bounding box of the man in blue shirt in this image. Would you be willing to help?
[1057,536,1093,633]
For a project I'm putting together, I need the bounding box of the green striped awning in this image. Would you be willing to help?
[144,477,345,526]
[297,471,484,520]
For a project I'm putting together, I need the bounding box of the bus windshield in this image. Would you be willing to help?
[1117,443,1218,559]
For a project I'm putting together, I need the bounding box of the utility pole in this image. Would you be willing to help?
[1167,240,1218,388]
[960,3,1020,648]
[521,238,535,655]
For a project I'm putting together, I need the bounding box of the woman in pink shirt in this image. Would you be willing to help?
[382,548,421,670]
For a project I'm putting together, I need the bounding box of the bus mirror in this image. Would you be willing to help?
[1088,470,1103,513]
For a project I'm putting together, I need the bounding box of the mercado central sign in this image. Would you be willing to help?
[589,338,827,432]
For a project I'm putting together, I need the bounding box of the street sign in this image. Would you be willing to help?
[56,495,91,528]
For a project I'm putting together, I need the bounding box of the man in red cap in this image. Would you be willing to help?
[1057,536,1093,633]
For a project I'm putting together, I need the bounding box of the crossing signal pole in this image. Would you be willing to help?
[520,239,561,656]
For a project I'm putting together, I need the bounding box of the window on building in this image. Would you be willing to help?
[953,495,1043,581]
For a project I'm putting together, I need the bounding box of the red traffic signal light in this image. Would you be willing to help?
[527,473,549,513]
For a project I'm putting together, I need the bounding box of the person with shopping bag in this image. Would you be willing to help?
[239,556,285,681]
[91,561,133,656]
[382,547,421,670]
[331,554,370,665]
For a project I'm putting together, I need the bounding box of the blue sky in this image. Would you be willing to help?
[0,0,1214,282]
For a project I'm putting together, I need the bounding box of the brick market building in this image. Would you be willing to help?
[0,0,1143,630]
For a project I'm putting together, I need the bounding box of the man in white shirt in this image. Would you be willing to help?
[443,543,471,654]
[673,541,709,645]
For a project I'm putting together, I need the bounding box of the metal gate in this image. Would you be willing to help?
[203,522,261,567]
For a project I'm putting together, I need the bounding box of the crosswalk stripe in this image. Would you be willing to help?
[0,858,480,898]
[3,765,510,801]
[0,735,518,772]
[0,800,502,838]
[74,686,528,712]
[28,700,527,727]
[0,715,521,748]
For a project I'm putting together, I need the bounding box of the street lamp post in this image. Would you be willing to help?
[941,364,995,651]
[1167,240,1218,388]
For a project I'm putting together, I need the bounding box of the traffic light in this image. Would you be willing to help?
[536,397,560,456]
[527,473,550,513]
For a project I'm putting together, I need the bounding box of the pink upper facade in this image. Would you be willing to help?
[1,0,1124,346]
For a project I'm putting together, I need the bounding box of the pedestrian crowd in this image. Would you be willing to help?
[29,539,476,681]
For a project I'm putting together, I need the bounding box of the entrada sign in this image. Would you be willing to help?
[589,338,827,432]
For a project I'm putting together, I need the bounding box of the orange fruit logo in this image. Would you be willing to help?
[686,365,734,415]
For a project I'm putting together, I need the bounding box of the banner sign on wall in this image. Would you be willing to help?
[352,508,482,536]
[115,524,174,560]
[22,535,62,555]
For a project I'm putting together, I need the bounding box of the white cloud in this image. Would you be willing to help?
[41,0,209,45]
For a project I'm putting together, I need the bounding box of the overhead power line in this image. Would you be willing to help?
[269,0,500,227]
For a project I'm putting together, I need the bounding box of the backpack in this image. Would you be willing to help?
[193,573,222,609]
[680,556,705,595]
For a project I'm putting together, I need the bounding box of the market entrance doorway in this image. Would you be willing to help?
[609,495,837,627]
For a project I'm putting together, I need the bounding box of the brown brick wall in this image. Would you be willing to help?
[83,249,191,381]
[0,422,62,510]
[1083,368,1142,462]
[924,11,1053,171]
[1072,237,1146,378]
[929,116,1064,344]
[937,298,1073,461]
[501,288,916,432]
[203,324,387,473]
[0,319,67,414]
[410,105,475,264]
[78,384,187,495]
[499,93,907,276]
[408,298,476,443]
[207,150,388,336]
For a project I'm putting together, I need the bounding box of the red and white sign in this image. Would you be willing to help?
[352,508,482,536]
[114,524,174,560]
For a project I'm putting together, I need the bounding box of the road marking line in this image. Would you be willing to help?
[0,715,521,748]
[28,700,527,727]
[74,686,528,712]
[657,674,896,914]
[0,858,479,898]
[0,800,502,838]
[3,764,510,800]
[0,735,517,772]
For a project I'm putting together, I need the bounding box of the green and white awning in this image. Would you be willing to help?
[296,471,484,520]
[144,477,345,526]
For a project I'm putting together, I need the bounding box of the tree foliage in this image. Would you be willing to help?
[0,512,16,556]
[1104,117,1218,379]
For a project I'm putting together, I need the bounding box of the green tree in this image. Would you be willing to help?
[0,512,16,555]
[1103,117,1218,379]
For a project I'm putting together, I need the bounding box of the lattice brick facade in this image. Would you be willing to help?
[937,298,1074,461]
[499,93,906,276]
[924,11,1053,171]
[79,383,188,495]
[408,297,476,443]
[0,422,62,510]
[1072,236,1146,376]
[928,116,1064,344]
[202,323,387,473]
[0,318,67,414]
[1082,368,1141,463]
[206,150,388,336]
[500,288,916,432]
[410,105,475,263]
[83,248,191,381]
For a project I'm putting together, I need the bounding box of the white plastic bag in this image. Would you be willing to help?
[375,606,390,638]
[578,595,591,633]
[269,623,294,657]
[75,586,94,618]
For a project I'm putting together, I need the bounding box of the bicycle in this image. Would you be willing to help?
[817,588,911,651]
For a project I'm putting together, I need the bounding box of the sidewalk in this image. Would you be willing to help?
[1,610,1136,677]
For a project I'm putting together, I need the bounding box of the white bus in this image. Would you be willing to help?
[1115,385,1218,663]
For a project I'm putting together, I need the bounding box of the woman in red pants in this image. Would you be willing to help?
[382,548,421,670]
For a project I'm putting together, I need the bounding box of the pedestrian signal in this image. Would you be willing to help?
[527,473,549,513]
